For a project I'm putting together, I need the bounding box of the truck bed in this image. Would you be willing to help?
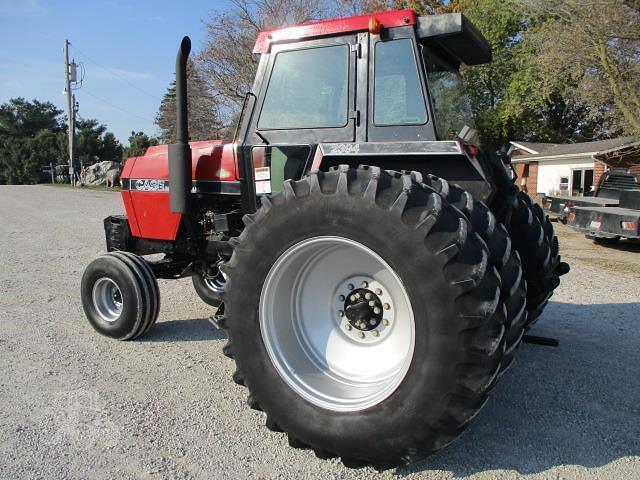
[542,195,619,222]
[569,205,640,239]
[545,195,619,207]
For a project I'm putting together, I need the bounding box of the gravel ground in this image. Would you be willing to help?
[0,185,638,480]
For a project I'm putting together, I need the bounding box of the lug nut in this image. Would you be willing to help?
[355,293,361,299]
[384,303,390,310]
[345,324,352,331]
[373,307,381,315]
[372,330,380,337]
[359,332,365,339]
[350,295,356,301]
[369,319,376,326]
[338,310,344,317]
[365,292,372,300]
[375,288,382,295]
[348,284,354,290]
[368,300,375,307]
[362,281,368,288]
[339,295,345,301]
[383,318,390,326]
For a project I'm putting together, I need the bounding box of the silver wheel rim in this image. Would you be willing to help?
[260,236,415,412]
[92,277,123,322]
[203,271,226,294]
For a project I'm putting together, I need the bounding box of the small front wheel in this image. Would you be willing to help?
[192,269,226,307]
[81,251,160,340]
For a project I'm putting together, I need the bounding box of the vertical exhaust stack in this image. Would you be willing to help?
[168,36,192,214]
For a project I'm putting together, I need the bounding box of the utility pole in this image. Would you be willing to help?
[64,39,75,187]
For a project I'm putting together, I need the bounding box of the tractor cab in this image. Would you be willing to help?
[230,10,492,210]
[245,10,489,145]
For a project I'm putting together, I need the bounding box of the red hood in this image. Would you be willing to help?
[122,139,238,182]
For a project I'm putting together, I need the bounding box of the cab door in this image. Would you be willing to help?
[248,35,358,145]
[242,35,359,198]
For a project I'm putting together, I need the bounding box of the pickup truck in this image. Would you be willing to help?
[543,170,638,223]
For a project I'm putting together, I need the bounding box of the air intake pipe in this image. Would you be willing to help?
[168,36,192,214]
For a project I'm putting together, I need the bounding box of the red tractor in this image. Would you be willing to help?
[81,10,569,469]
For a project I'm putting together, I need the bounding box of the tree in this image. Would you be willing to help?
[0,98,64,138]
[197,0,341,128]
[75,118,107,164]
[363,0,614,148]
[124,131,159,158]
[0,98,66,184]
[99,132,124,163]
[74,118,123,165]
[155,61,225,143]
[362,0,451,14]
[530,0,640,135]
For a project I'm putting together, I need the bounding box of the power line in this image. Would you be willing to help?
[82,89,156,125]
[70,44,163,102]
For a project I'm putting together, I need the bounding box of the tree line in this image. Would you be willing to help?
[0,98,158,184]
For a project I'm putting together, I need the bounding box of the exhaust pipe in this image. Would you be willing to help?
[168,36,192,214]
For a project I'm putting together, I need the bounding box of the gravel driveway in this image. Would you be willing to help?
[0,185,638,479]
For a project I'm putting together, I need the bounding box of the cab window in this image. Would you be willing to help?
[374,39,427,126]
[259,44,349,130]
[423,47,474,139]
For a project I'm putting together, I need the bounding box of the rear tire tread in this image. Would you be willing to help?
[221,166,510,469]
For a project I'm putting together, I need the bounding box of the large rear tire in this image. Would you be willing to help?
[420,174,527,368]
[222,166,506,469]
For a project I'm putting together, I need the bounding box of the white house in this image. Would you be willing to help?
[508,136,639,196]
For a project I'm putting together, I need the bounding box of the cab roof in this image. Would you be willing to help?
[252,9,491,67]
[253,10,416,54]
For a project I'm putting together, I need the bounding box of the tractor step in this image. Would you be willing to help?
[522,334,559,347]
[208,312,227,330]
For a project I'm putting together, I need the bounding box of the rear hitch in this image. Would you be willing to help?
[522,335,559,347]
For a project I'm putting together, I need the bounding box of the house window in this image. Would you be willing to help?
[559,176,569,192]
[571,168,595,196]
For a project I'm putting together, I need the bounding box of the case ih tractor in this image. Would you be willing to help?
[81,10,569,469]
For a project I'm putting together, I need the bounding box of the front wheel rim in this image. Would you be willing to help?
[259,236,415,412]
[203,271,226,294]
[92,277,123,322]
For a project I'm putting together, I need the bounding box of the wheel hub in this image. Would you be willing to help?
[343,288,382,331]
[335,277,395,343]
[92,277,123,322]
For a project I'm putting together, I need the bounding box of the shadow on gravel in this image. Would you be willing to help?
[591,239,640,252]
[396,300,640,477]
[141,318,226,342]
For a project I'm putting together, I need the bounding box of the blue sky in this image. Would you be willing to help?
[0,0,233,144]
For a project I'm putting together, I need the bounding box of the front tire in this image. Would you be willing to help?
[81,251,159,340]
[222,166,504,469]
[192,270,225,307]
